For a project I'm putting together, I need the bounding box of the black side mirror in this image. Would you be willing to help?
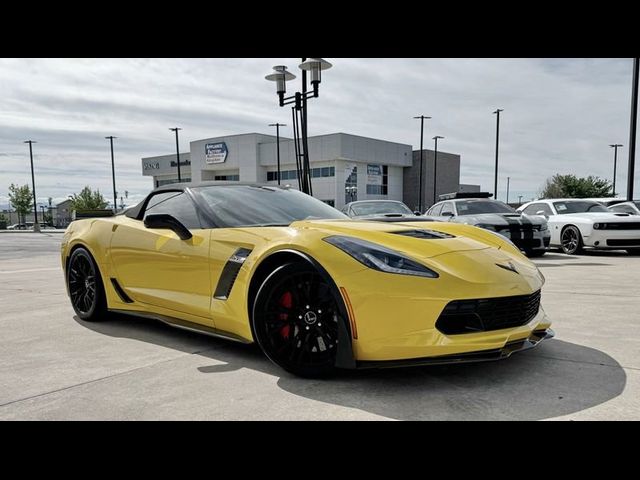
[414,211,422,216]
[144,214,192,240]
[442,211,454,217]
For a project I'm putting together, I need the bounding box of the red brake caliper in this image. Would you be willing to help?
[279,291,292,339]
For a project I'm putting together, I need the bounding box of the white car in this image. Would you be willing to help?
[517,198,640,255]
[608,201,640,215]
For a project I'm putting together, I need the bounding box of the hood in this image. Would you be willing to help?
[552,212,635,222]
[456,212,546,226]
[290,219,494,258]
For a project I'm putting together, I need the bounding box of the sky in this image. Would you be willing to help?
[0,58,637,210]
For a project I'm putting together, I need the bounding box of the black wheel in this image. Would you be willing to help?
[524,249,546,258]
[252,262,343,377]
[67,247,107,321]
[627,249,640,255]
[560,225,583,255]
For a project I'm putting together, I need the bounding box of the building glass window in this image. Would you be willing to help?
[321,199,335,207]
[345,166,358,203]
[366,164,388,196]
[269,167,334,181]
[214,174,239,181]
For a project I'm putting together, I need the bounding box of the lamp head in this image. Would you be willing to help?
[265,65,296,95]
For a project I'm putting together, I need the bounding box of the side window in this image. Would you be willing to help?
[143,192,201,229]
[523,203,542,215]
[441,202,455,216]
[429,203,443,216]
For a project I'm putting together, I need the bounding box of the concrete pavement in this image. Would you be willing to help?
[0,234,638,420]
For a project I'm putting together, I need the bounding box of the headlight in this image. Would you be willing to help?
[323,236,438,278]
[476,223,497,231]
[594,223,603,229]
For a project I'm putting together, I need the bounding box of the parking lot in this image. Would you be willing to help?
[0,232,638,420]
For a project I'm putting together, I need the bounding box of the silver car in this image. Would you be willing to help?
[341,200,425,222]
[427,194,550,257]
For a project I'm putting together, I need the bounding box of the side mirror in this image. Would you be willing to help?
[414,211,422,216]
[144,214,192,240]
[535,210,549,218]
[442,211,454,217]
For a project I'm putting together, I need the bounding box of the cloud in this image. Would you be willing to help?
[0,58,636,209]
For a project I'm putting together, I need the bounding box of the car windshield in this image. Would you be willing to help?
[351,202,413,216]
[455,200,515,215]
[195,185,348,227]
[553,201,608,214]
[635,201,640,210]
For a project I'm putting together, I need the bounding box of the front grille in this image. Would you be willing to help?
[496,225,534,233]
[512,238,542,249]
[436,290,541,335]
[598,223,640,230]
[606,239,640,246]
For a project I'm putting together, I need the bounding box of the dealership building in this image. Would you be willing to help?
[141,132,471,210]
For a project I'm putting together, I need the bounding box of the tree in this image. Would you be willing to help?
[539,174,612,199]
[0,213,7,229]
[8,184,33,225]
[70,186,108,210]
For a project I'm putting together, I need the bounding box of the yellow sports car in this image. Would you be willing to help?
[62,183,553,377]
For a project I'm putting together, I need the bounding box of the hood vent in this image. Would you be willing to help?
[393,229,455,239]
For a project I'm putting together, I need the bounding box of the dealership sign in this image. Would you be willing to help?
[143,161,160,170]
[367,164,383,186]
[205,142,228,164]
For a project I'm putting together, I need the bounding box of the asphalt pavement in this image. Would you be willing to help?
[0,233,638,420]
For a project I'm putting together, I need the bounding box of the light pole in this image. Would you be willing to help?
[506,176,510,204]
[627,58,638,202]
[493,108,503,200]
[24,140,39,232]
[265,59,332,195]
[413,115,431,212]
[610,144,623,196]
[518,195,523,206]
[269,123,286,185]
[169,127,182,182]
[105,136,118,213]
[432,135,444,205]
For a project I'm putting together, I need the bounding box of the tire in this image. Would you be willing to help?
[67,247,107,321]
[525,249,546,258]
[251,262,343,377]
[626,249,640,255]
[560,225,584,255]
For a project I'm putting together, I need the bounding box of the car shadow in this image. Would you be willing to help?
[75,313,627,421]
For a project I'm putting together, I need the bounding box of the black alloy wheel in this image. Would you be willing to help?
[560,225,583,255]
[67,247,107,321]
[252,262,344,377]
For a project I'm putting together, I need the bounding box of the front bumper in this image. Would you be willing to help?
[500,229,551,251]
[584,230,640,249]
[356,328,554,368]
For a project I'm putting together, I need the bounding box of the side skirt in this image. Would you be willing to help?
[109,308,252,344]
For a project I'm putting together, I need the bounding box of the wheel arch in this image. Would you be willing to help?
[247,249,356,369]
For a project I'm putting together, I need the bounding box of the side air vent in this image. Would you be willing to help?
[213,248,253,300]
[393,229,455,239]
[110,278,134,303]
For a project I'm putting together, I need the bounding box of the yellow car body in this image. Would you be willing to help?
[61,184,552,375]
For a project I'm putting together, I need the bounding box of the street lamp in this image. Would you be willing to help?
[493,108,504,200]
[413,115,431,212]
[268,123,286,185]
[610,144,623,196]
[627,57,638,202]
[105,136,118,213]
[24,140,39,232]
[169,127,182,182]
[432,135,444,205]
[506,176,510,204]
[265,58,332,195]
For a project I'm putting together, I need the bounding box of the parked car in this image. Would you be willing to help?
[61,183,553,377]
[7,223,27,230]
[341,200,425,222]
[425,192,550,257]
[517,198,640,255]
[608,201,640,215]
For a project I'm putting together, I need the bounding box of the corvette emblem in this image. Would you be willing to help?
[496,262,519,274]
